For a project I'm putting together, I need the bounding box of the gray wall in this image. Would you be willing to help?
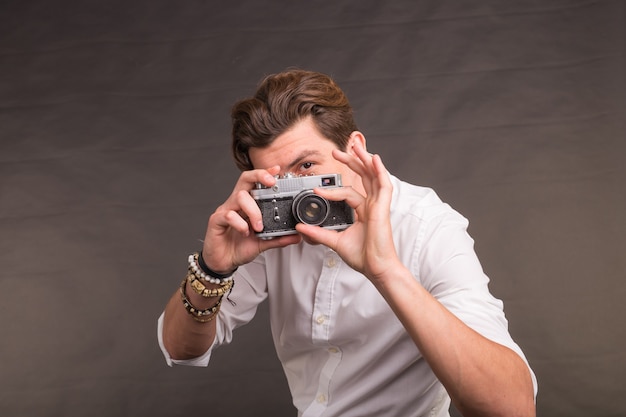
[1,1,624,416]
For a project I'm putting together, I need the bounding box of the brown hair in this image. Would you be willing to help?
[231,69,357,171]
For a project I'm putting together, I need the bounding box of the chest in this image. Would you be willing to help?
[264,244,403,351]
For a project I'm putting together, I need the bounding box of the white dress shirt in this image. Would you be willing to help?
[158,175,537,417]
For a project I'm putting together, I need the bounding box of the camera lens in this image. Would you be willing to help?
[292,191,329,226]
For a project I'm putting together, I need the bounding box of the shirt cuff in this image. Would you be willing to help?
[157,312,214,367]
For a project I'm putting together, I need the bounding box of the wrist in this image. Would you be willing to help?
[179,252,237,324]
[184,279,224,306]
[199,251,237,276]
[179,279,222,322]
[189,252,237,283]
[368,259,410,288]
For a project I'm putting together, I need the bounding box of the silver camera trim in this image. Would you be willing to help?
[250,173,343,200]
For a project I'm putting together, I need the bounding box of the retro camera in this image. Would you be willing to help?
[250,173,355,239]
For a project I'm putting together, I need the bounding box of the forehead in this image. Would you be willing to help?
[248,119,338,170]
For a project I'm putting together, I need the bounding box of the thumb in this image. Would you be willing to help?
[295,223,339,250]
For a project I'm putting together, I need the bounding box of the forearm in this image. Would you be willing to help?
[162,281,220,360]
[375,266,535,417]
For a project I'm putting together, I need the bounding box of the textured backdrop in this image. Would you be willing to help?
[1,1,624,416]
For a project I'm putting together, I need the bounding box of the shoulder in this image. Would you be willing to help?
[388,175,475,282]
[389,174,467,226]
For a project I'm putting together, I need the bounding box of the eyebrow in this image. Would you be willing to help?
[285,149,323,172]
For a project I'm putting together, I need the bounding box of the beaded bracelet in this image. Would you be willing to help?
[187,273,234,298]
[179,278,222,323]
[188,252,236,284]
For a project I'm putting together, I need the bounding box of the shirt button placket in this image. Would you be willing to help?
[306,249,342,417]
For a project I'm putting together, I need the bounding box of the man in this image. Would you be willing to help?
[158,69,537,417]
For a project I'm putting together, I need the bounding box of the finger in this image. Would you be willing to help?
[221,166,279,232]
[332,143,380,189]
[213,209,252,236]
[235,189,264,232]
[308,189,361,226]
[235,165,280,193]
[351,140,376,171]
[353,145,390,195]
[295,223,339,250]
[371,154,391,185]
[332,148,368,178]
[349,144,391,197]
[313,186,366,216]
[258,233,302,252]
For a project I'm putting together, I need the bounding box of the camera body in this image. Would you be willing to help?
[250,173,355,239]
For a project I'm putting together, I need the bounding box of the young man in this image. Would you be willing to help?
[158,69,537,417]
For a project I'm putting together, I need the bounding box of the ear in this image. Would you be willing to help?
[346,131,366,156]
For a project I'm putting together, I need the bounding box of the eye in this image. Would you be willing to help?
[300,162,314,171]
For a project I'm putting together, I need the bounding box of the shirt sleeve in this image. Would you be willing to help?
[156,254,269,367]
[405,193,538,395]
[157,311,216,367]
[417,212,513,346]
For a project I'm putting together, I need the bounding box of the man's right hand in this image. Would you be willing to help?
[200,165,302,273]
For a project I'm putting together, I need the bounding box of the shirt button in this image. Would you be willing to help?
[316,393,326,403]
[325,257,337,268]
[316,315,326,325]
[328,347,339,354]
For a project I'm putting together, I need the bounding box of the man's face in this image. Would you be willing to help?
[248,117,363,191]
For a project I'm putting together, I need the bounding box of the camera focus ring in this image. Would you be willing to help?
[292,191,330,226]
